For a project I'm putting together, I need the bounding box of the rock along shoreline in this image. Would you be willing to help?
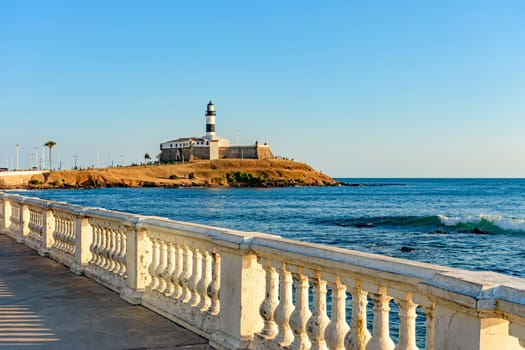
[0,159,346,190]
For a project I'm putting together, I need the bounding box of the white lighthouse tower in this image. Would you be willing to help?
[205,101,216,140]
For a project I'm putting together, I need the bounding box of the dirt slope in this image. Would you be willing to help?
[2,159,340,189]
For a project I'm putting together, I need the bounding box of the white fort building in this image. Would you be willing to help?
[160,101,273,163]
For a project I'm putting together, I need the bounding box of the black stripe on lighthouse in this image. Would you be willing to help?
[206,124,215,132]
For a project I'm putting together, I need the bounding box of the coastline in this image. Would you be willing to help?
[0,159,342,190]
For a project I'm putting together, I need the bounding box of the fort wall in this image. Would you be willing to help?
[160,145,274,163]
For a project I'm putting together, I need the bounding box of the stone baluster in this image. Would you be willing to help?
[207,250,220,315]
[60,219,66,251]
[171,242,184,299]
[59,216,66,251]
[95,225,104,267]
[107,228,117,272]
[189,245,202,307]
[61,218,67,251]
[366,287,395,350]
[101,226,109,268]
[67,217,75,252]
[164,242,175,296]
[325,275,350,350]
[113,229,124,274]
[148,238,159,291]
[421,304,434,350]
[117,231,127,276]
[394,292,418,350]
[105,226,113,268]
[197,248,212,312]
[289,268,312,350]
[155,239,168,293]
[181,242,193,303]
[273,261,294,346]
[306,272,330,350]
[346,281,371,350]
[259,259,279,339]
[89,223,99,265]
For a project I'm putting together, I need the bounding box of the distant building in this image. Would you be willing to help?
[160,101,273,163]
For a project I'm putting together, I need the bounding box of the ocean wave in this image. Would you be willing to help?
[438,214,525,234]
[316,214,525,234]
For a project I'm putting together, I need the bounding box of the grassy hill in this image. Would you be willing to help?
[7,159,340,189]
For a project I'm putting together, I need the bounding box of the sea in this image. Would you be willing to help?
[14,178,525,278]
[10,178,525,347]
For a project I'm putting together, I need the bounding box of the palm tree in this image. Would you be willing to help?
[44,141,56,170]
[144,153,151,165]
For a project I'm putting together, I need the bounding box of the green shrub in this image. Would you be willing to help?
[29,179,42,185]
[51,179,61,186]
[226,171,265,186]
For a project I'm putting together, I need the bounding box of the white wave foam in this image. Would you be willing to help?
[438,214,525,232]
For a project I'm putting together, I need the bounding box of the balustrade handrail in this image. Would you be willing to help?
[1,190,525,350]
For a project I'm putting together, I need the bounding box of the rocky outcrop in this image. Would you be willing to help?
[0,159,341,189]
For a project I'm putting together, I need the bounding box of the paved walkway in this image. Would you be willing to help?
[0,234,212,349]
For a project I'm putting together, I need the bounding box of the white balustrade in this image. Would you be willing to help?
[140,221,226,344]
[49,207,77,266]
[86,215,130,292]
[8,201,22,240]
[25,203,45,250]
[1,191,525,350]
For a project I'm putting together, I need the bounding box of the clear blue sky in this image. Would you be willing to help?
[1,1,524,177]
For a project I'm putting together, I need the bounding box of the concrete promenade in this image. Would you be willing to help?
[0,235,212,350]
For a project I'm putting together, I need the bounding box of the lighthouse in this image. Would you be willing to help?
[205,101,216,140]
[159,100,274,163]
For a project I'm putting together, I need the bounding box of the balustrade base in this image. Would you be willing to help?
[38,248,50,257]
[7,231,24,243]
[120,287,143,305]
[70,262,85,276]
[210,332,259,350]
[48,250,75,269]
[24,237,42,252]
[142,291,224,346]
[252,334,287,350]
[84,266,127,295]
